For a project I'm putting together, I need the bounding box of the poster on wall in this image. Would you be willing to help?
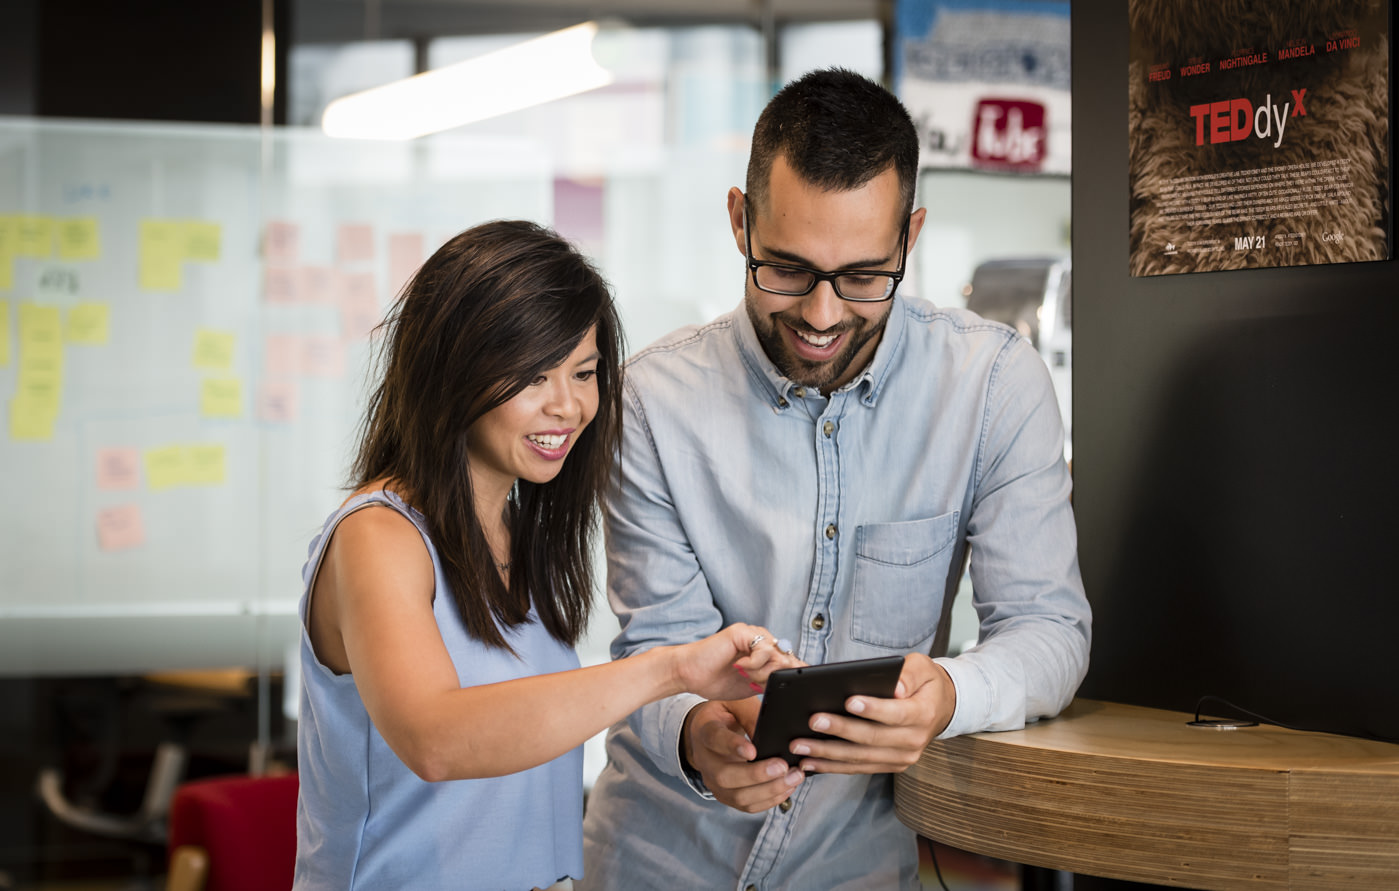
[1128,0,1392,276]
[896,0,1071,175]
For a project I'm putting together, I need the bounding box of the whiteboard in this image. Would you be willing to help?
[0,118,554,674]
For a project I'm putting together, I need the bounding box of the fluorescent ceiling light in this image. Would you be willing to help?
[322,21,614,140]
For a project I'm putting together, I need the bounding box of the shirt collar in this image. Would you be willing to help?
[732,295,909,411]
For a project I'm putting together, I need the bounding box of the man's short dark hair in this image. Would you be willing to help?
[745,68,920,219]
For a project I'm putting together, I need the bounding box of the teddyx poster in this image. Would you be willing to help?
[1128,0,1391,276]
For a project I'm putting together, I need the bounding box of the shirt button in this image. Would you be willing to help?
[793,387,806,399]
[811,614,826,630]
[777,397,788,408]
[822,420,834,437]
[746,886,757,891]
[825,523,837,540]
[779,799,792,812]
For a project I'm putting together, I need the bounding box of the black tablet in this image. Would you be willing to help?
[750,655,905,767]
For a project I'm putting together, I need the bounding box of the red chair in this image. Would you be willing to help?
[166,772,299,891]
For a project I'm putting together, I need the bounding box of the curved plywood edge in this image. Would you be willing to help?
[894,699,1399,889]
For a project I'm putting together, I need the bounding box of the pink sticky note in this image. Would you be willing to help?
[340,271,381,340]
[336,223,375,265]
[265,334,303,377]
[554,177,606,248]
[264,266,299,304]
[258,379,300,423]
[302,334,346,378]
[387,232,424,298]
[96,447,142,490]
[264,220,301,265]
[298,266,337,304]
[97,504,146,552]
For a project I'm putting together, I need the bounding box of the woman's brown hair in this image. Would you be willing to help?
[352,220,624,651]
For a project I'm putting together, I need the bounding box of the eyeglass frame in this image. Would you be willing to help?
[742,201,910,303]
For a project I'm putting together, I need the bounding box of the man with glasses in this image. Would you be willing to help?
[581,68,1090,889]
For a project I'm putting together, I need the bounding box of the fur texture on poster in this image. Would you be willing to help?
[1128,0,1390,275]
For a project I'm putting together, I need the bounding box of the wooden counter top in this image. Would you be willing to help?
[893,699,1399,889]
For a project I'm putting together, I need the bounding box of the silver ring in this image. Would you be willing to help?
[748,634,765,652]
[776,638,794,655]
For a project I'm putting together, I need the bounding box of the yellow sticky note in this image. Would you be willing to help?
[9,395,55,441]
[139,219,183,291]
[57,217,102,261]
[200,377,242,418]
[183,221,222,262]
[187,443,227,485]
[16,215,54,258]
[0,300,10,367]
[66,302,110,345]
[145,445,190,491]
[9,371,61,441]
[192,328,235,369]
[18,305,64,382]
[18,350,63,392]
[0,218,14,290]
[15,367,61,403]
[19,303,63,357]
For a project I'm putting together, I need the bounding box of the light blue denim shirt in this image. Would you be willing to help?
[580,296,1090,890]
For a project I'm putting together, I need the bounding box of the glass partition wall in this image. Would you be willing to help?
[0,26,772,886]
[0,18,1069,888]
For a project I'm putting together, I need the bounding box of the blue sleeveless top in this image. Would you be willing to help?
[293,489,584,890]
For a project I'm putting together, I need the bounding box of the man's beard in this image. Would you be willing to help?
[745,295,890,392]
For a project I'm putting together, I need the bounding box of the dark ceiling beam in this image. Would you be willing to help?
[291,0,880,45]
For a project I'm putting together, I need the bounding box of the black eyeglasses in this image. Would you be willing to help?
[743,204,908,303]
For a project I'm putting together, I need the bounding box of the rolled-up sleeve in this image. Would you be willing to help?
[937,337,1091,739]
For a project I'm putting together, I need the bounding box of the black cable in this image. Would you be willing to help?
[1188,694,1261,729]
[921,835,952,891]
[1191,695,1399,743]
[1194,695,1288,728]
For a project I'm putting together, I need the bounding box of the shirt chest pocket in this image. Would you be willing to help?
[850,512,960,650]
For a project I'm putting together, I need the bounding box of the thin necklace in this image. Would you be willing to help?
[496,561,511,572]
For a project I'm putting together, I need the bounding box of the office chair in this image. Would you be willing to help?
[36,738,187,846]
[165,772,299,891]
[37,669,259,847]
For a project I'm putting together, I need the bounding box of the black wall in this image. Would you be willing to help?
[0,0,39,115]
[1072,1,1398,742]
[5,0,288,125]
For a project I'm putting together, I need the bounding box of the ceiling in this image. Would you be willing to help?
[292,0,889,44]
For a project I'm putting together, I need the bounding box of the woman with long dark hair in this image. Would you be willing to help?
[293,220,793,889]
